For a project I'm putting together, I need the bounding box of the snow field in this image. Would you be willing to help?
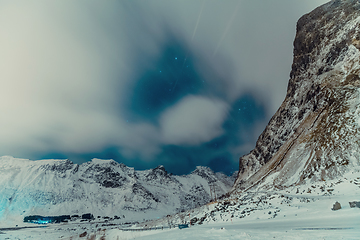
[1,164,359,239]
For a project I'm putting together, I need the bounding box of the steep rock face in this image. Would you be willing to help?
[234,0,360,191]
[0,156,233,223]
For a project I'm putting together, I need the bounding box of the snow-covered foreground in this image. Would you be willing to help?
[106,201,360,240]
[108,214,360,240]
[2,210,359,240]
[2,194,359,239]
[1,171,359,239]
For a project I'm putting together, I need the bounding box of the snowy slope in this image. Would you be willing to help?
[111,170,359,240]
[5,170,359,239]
[233,0,360,191]
[0,156,234,225]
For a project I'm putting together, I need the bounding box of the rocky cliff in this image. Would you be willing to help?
[233,0,360,191]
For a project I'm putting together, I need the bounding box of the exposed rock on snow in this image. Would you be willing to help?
[349,201,360,208]
[234,0,360,191]
[0,156,233,224]
[332,201,341,210]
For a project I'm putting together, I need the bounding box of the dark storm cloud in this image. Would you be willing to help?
[0,0,329,174]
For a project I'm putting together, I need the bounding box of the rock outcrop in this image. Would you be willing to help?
[234,0,360,191]
[349,201,360,208]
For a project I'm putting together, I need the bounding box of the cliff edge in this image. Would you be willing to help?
[233,0,360,191]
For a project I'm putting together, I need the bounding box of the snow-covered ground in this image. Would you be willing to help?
[108,214,359,240]
[2,208,359,240]
[2,171,359,239]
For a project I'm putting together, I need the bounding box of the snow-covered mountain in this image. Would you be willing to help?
[0,156,235,224]
[233,0,360,192]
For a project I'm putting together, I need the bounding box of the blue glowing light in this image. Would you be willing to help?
[34,219,52,224]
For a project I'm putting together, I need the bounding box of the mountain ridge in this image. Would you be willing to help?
[0,156,235,224]
[233,0,360,192]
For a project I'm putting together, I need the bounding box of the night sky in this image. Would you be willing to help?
[0,0,328,175]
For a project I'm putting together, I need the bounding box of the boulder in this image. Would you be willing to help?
[332,201,341,211]
[349,201,360,208]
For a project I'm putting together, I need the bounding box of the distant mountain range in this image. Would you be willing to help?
[0,156,235,224]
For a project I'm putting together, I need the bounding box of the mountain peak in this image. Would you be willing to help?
[90,158,116,165]
[153,165,166,171]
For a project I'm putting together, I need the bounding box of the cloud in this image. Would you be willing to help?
[160,96,229,145]
[0,1,118,155]
[116,123,161,161]
[136,0,330,112]
[0,0,330,174]
[0,0,151,158]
